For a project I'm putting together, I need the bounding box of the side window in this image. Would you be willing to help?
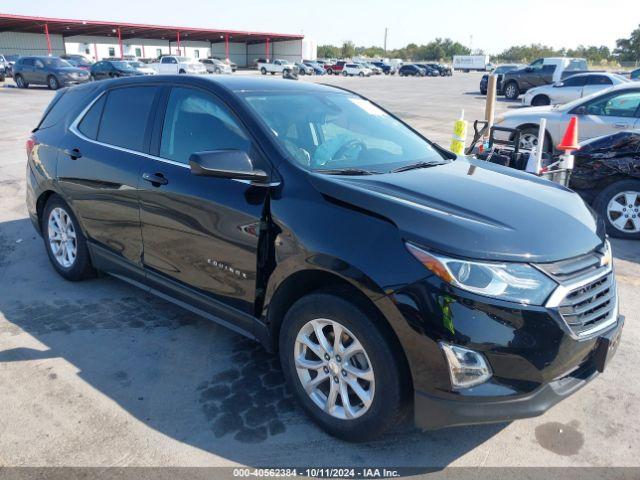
[585,91,640,118]
[568,59,587,71]
[34,59,44,69]
[171,58,178,64]
[587,75,613,86]
[78,95,106,139]
[159,87,250,164]
[161,57,170,64]
[22,58,34,67]
[97,86,157,151]
[562,76,586,87]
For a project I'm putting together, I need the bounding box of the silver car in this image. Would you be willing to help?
[496,83,640,151]
[522,72,629,106]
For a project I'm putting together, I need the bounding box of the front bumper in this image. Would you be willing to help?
[415,316,623,429]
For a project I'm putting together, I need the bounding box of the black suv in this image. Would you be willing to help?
[13,56,89,90]
[26,76,623,441]
[89,60,142,81]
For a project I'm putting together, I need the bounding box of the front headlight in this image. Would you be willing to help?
[406,243,556,305]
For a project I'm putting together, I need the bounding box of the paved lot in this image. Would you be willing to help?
[0,73,639,469]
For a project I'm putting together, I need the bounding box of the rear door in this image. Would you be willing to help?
[138,85,271,318]
[552,75,587,103]
[19,58,35,83]
[573,89,640,141]
[582,74,614,97]
[59,84,160,275]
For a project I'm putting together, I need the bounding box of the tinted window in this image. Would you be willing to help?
[39,87,94,130]
[22,58,34,66]
[563,76,587,87]
[587,75,613,86]
[160,87,250,164]
[78,95,106,139]
[585,91,640,118]
[97,87,157,151]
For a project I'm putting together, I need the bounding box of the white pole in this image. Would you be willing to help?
[534,118,547,174]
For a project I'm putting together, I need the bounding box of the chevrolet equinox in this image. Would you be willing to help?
[26,76,623,441]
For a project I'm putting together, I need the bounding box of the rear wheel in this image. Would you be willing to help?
[504,81,519,100]
[279,292,408,441]
[15,74,28,88]
[178,69,186,74]
[42,195,95,281]
[531,95,550,106]
[359,71,365,77]
[594,180,640,239]
[260,67,267,75]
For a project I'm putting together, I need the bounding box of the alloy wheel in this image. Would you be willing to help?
[294,318,375,420]
[607,191,640,233]
[47,207,77,268]
[519,133,539,151]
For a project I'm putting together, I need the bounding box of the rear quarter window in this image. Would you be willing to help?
[37,86,98,130]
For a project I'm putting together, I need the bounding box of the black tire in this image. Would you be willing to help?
[42,195,95,281]
[480,88,487,95]
[517,126,552,153]
[359,71,364,77]
[47,75,59,90]
[214,67,221,74]
[260,67,267,75]
[279,292,408,441]
[531,95,551,106]
[593,180,640,240]
[15,74,28,88]
[270,71,275,75]
[89,75,96,82]
[504,81,519,100]
[342,70,348,77]
[178,69,186,74]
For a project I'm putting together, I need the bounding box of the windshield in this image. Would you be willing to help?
[112,61,134,70]
[128,61,143,68]
[241,91,447,173]
[43,58,73,68]
[176,57,192,62]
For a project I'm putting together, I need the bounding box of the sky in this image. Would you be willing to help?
[1,0,638,54]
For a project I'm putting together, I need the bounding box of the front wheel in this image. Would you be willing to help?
[594,180,640,239]
[531,95,551,106]
[178,69,186,74]
[42,195,95,280]
[279,292,408,441]
[517,126,551,153]
[359,71,365,77]
[504,81,519,100]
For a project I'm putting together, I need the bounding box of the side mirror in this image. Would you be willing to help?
[189,150,270,184]
[573,106,588,115]
[553,82,564,88]
[525,67,533,73]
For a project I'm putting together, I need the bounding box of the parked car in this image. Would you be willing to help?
[13,56,90,90]
[570,131,640,239]
[303,61,326,75]
[200,58,232,74]
[495,83,640,153]
[371,61,395,75]
[424,63,452,76]
[295,62,314,75]
[127,61,157,76]
[398,64,425,77]
[258,59,295,75]
[414,64,440,77]
[26,75,622,441]
[522,73,629,106]
[0,54,20,77]
[325,61,345,75]
[60,54,93,71]
[342,63,372,77]
[502,57,590,100]
[209,57,237,72]
[0,57,6,81]
[361,62,382,75]
[154,56,207,75]
[479,64,525,94]
[90,60,143,81]
[630,68,640,81]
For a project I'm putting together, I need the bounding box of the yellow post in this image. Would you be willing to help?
[450,110,467,155]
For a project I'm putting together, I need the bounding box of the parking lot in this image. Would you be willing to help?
[0,72,639,469]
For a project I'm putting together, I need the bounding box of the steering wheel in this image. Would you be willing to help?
[331,139,367,162]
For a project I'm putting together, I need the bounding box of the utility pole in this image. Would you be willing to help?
[469,34,473,54]
[384,27,388,53]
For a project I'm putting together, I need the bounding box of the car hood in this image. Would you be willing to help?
[308,157,604,262]
[503,105,559,119]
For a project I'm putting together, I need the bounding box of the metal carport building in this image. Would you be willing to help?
[0,13,308,67]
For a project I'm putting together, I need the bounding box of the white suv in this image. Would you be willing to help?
[342,63,372,77]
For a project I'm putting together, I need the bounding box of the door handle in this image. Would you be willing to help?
[63,148,82,160]
[142,172,168,186]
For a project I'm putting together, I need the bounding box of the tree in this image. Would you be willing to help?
[317,44,340,59]
[341,41,356,59]
[614,24,640,62]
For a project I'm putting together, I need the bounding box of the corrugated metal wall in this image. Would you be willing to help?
[0,31,65,55]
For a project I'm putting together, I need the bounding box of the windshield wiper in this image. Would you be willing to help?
[390,160,447,173]
[316,168,380,176]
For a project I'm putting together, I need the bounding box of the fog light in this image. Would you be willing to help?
[439,342,492,390]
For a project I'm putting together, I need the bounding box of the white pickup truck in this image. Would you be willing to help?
[257,59,295,75]
[152,56,207,75]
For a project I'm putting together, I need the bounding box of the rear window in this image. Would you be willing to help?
[96,86,157,151]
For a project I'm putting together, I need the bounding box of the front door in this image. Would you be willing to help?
[575,89,640,141]
[139,85,271,316]
[58,84,160,270]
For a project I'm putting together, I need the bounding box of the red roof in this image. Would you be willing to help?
[0,13,303,43]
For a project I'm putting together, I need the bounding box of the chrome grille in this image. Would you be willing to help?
[537,242,618,337]
[557,272,616,336]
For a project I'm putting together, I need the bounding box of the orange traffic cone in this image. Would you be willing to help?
[557,116,580,151]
